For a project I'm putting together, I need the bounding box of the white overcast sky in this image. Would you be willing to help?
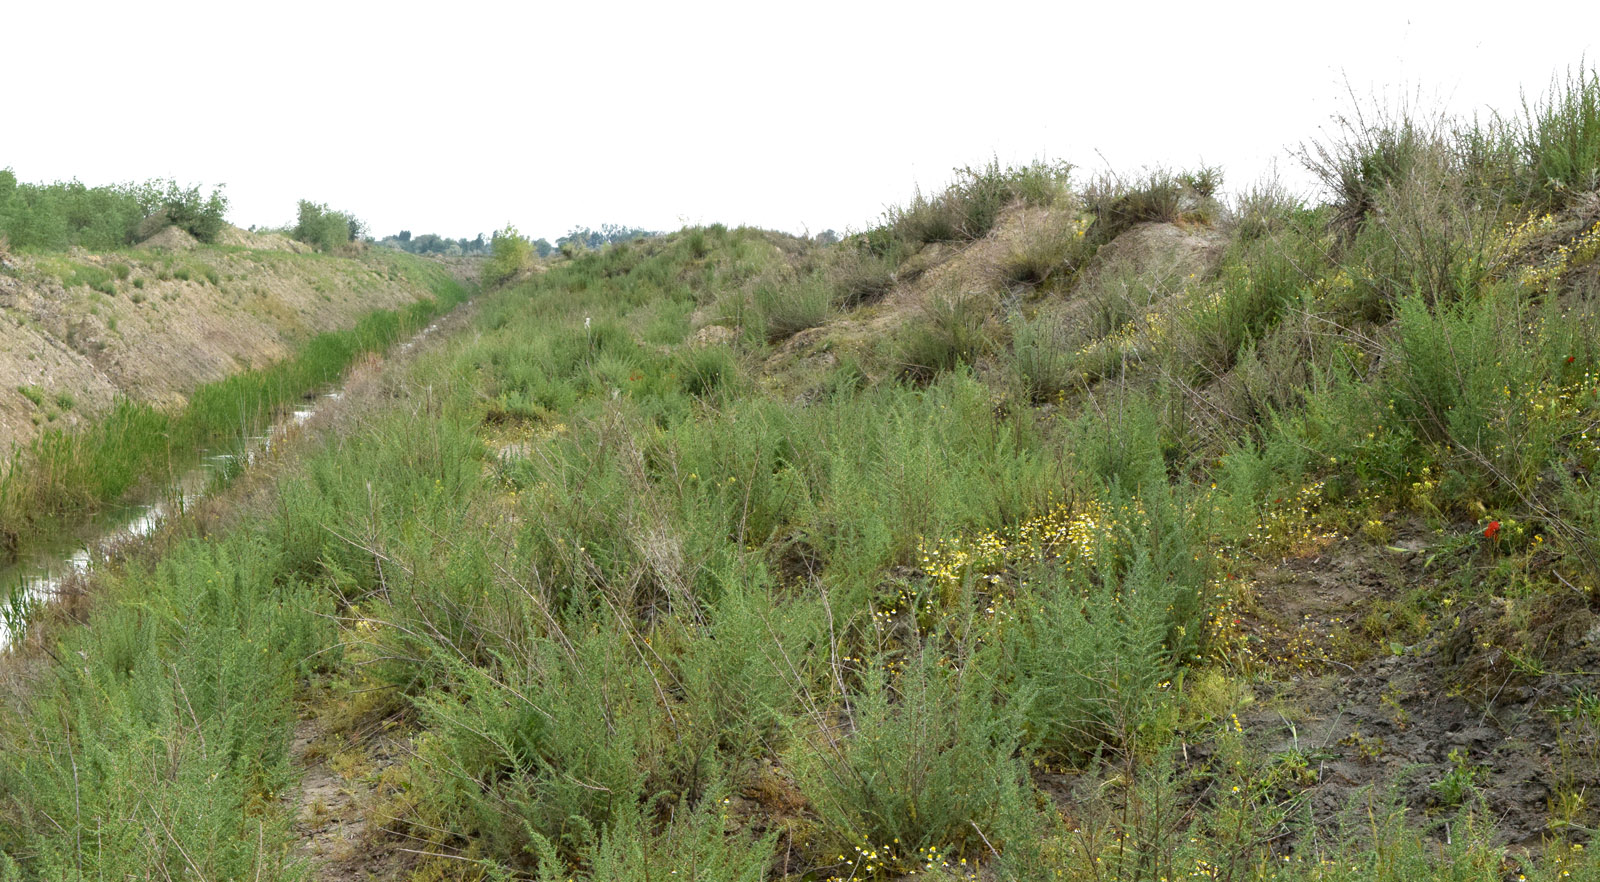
[4,1,1597,241]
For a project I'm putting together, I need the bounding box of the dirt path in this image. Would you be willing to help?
[287,714,414,882]
[289,718,372,876]
[275,298,488,881]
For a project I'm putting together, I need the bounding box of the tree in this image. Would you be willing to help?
[484,224,533,286]
[159,181,229,243]
[411,233,446,254]
[556,224,658,252]
[293,200,358,252]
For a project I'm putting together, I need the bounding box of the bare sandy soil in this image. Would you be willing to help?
[0,228,462,457]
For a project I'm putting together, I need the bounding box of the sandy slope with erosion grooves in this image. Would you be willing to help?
[0,225,462,459]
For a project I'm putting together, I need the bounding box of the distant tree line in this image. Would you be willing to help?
[374,223,660,260]
[376,230,492,257]
[557,224,660,252]
[0,168,229,250]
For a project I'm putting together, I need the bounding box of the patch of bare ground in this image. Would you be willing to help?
[287,712,416,882]
[1231,522,1600,853]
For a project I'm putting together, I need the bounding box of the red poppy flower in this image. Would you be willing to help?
[1568,355,1577,364]
[1484,520,1501,540]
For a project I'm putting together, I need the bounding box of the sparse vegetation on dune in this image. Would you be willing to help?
[6,67,1600,882]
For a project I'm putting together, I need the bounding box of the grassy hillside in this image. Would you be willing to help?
[3,69,1600,881]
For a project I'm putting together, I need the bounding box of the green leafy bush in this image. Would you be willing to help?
[155,181,229,243]
[0,169,227,250]
[484,224,534,286]
[292,199,360,252]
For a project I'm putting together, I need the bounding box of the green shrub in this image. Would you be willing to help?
[55,261,114,292]
[1179,165,1225,197]
[1300,102,1438,232]
[0,535,331,880]
[828,246,899,307]
[484,224,534,286]
[756,276,830,340]
[883,159,1071,247]
[1170,236,1307,380]
[1230,177,1303,240]
[544,789,774,881]
[672,344,736,399]
[1066,391,1169,489]
[1088,168,1209,243]
[408,628,664,866]
[155,180,229,243]
[790,648,1034,867]
[1513,64,1600,206]
[1007,312,1076,403]
[895,291,993,381]
[996,211,1092,289]
[685,228,709,259]
[1334,143,1506,317]
[0,171,140,250]
[670,586,821,763]
[1381,286,1582,504]
[1001,488,1206,758]
[0,170,226,250]
[292,199,359,252]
